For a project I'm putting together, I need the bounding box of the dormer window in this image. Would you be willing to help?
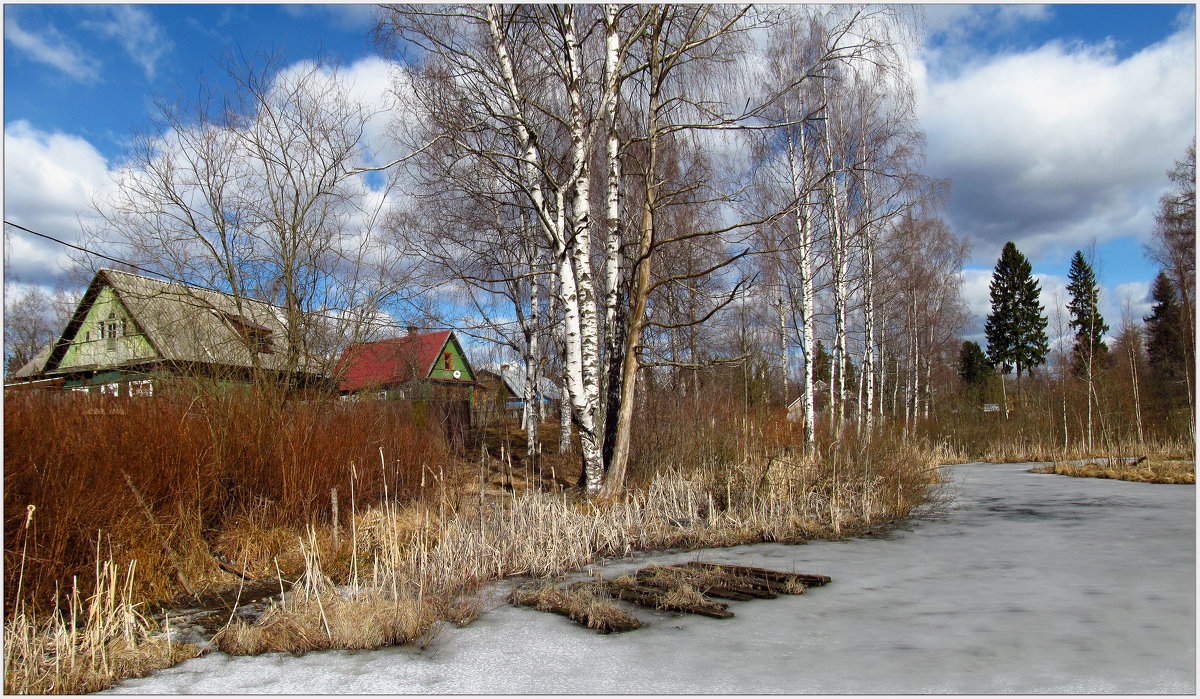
[221,312,275,354]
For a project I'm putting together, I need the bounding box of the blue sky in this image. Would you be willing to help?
[3,4,1196,347]
[4,5,378,161]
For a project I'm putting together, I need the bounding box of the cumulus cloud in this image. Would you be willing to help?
[3,13,99,81]
[2,57,416,294]
[916,26,1196,268]
[4,121,111,287]
[80,5,173,80]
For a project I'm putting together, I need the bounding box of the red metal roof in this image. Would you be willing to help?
[334,330,452,393]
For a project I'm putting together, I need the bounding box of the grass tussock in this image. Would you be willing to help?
[510,583,640,632]
[3,550,199,694]
[1032,460,1195,484]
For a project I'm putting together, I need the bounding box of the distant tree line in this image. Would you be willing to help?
[957,141,1195,447]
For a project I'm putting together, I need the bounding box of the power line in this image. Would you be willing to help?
[5,220,174,283]
[2,220,524,336]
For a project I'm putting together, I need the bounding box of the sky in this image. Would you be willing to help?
[3,3,1196,350]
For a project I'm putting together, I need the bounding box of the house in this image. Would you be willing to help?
[334,328,479,401]
[22,268,325,395]
[334,328,480,434]
[786,380,830,422]
[475,362,561,422]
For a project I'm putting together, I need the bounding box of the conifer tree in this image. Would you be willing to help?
[1065,250,1109,449]
[957,340,993,403]
[985,242,1049,383]
[1144,271,1188,400]
[1065,250,1109,374]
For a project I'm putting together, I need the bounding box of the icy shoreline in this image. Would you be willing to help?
[104,462,1196,694]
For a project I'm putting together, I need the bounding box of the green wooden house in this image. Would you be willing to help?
[333,328,479,400]
[26,268,324,395]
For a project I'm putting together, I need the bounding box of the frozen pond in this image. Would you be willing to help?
[106,462,1195,694]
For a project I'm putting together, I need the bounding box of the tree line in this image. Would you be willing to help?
[959,141,1195,446]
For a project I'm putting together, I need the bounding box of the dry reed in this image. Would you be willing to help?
[1031,460,1195,484]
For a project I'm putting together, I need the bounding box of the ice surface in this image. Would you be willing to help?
[104,462,1195,694]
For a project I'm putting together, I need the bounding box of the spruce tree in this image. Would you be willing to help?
[985,241,1049,381]
[812,340,832,389]
[957,340,993,403]
[1144,271,1187,400]
[1065,250,1109,375]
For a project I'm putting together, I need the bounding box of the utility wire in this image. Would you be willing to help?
[3,220,524,336]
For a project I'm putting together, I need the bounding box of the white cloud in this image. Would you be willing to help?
[3,121,111,286]
[81,5,173,80]
[959,267,992,322]
[917,26,1196,268]
[3,14,99,81]
[924,5,1051,48]
[1108,281,1153,331]
[281,5,377,33]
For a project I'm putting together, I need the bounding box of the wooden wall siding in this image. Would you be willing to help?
[427,335,473,382]
[58,286,156,371]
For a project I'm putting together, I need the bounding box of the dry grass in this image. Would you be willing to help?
[1031,460,1195,484]
[4,387,944,694]
[941,435,1195,467]
[4,391,454,615]
[510,583,640,632]
[3,547,200,694]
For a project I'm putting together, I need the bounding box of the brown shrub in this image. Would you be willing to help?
[4,391,453,614]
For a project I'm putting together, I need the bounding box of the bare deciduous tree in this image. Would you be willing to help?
[85,54,408,387]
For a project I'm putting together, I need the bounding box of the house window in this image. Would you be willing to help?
[443,352,452,370]
[106,313,119,350]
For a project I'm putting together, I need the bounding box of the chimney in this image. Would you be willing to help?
[407,325,418,338]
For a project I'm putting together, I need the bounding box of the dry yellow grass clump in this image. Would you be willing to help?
[3,556,199,694]
[1032,460,1195,484]
[510,584,640,633]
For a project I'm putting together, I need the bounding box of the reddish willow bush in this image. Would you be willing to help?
[4,390,448,614]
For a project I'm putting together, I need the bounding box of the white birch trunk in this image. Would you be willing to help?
[778,284,789,404]
[488,5,603,491]
[559,372,573,454]
[821,84,848,439]
[863,234,876,433]
[563,6,605,493]
[602,3,622,355]
[784,105,816,453]
[524,253,541,456]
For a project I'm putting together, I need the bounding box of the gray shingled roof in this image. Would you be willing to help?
[46,268,322,375]
[478,362,561,401]
[13,344,52,379]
